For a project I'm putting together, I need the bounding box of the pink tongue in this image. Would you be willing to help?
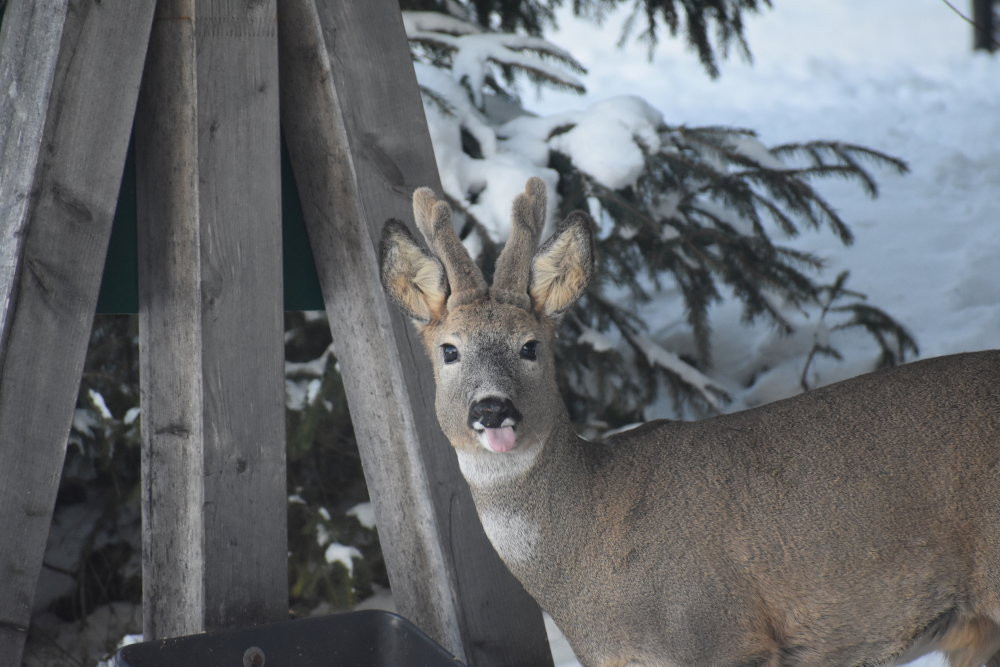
[485,426,516,453]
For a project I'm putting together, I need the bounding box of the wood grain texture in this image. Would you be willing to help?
[195,0,287,630]
[0,1,155,664]
[0,0,68,372]
[277,1,463,657]
[136,0,204,641]
[280,2,553,665]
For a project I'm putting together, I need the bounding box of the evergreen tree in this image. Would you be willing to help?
[405,10,916,425]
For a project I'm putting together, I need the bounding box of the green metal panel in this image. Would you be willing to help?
[279,132,325,311]
[95,137,138,313]
[96,131,325,313]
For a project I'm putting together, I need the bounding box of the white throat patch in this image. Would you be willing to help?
[478,509,539,566]
[456,444,541,487]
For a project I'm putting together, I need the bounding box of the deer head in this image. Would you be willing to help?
[379,178,594,458]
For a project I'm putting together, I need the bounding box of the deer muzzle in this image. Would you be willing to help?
[468,397,523,453]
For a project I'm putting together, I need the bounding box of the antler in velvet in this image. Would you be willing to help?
[492,177,546,308]
[412,187,488,309]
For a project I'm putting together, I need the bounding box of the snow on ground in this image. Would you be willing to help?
[527,1,999,665]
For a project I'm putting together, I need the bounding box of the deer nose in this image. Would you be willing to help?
[468,397,522,430]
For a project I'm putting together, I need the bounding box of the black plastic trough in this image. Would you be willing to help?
[114,609,466,667]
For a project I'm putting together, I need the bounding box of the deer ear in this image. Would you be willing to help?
[529,211,594,318]
[379,219,448,326]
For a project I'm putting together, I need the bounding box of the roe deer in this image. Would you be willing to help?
[379,177,1000,667]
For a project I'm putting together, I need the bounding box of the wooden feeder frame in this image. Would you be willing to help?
[0,2,552,666]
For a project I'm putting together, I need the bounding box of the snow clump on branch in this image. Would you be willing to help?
[406,12,665,243]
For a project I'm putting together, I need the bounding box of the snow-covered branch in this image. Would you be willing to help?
[634,335,729,411]
[403,11,586,107]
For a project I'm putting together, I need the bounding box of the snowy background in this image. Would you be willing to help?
[488,0,997,664]
[528,0,1000,418]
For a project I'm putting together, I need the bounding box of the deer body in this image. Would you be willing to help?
[379,179,1000,667]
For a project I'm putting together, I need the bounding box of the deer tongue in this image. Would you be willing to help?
[485,426,516,453]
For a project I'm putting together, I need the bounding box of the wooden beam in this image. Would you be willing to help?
[0,1,155,663]
[136,0,204,641]
[0,0,68,365]
[278,2,554,665]
[276,2,462,656]
[195,0,288,630]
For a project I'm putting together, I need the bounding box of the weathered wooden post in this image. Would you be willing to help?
[138,0,288,638]
[194,0,288,631]
[0,1,155,663]
[278,1,554,665]
[135,0,204,641]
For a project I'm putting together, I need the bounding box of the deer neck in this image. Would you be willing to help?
[455,411,578,495]
[455,413,593,583]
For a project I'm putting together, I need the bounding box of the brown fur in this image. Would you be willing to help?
[940,618,1000,667]
[379,220,446,324]
[529,211,594,316]
[379,180,1000,667]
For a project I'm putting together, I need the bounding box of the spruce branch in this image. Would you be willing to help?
[770,141,910,197]
[560,294,656,423]
[545,120,907,416]
[800,271,918,390]
[419,85,457,116]
[609,0,770,77]
[406,0,775,80]
[585,292,728,415]
[403,10,587,105]
[830,302,919,369]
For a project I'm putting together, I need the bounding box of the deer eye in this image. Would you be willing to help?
[520,341,538,360]
[442,344,459,363]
